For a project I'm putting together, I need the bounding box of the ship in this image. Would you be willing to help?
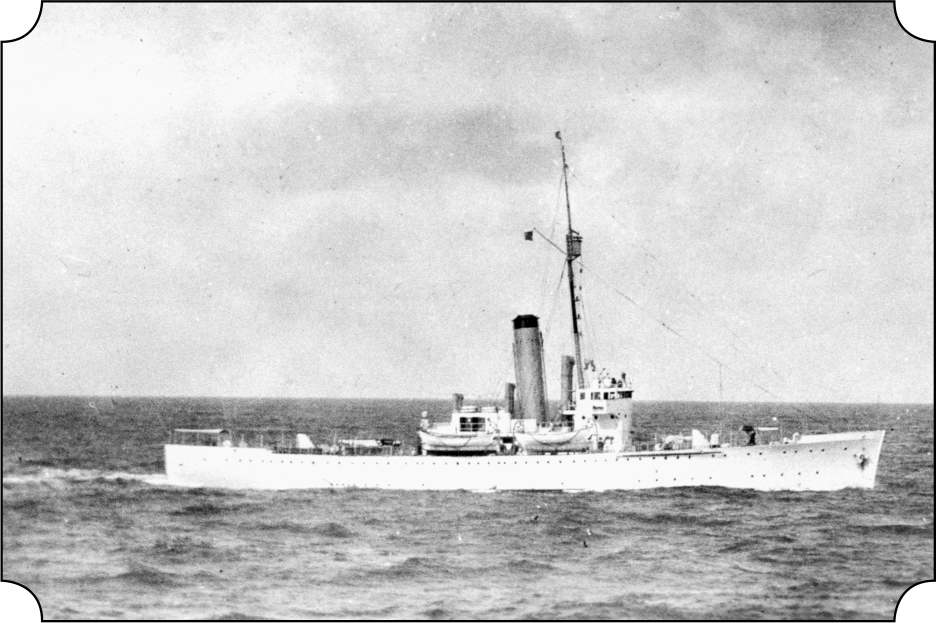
[165,132,885,491]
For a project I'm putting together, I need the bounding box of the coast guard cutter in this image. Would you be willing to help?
[165,133,885,491]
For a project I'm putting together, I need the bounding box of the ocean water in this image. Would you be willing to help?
[2,397,933,620]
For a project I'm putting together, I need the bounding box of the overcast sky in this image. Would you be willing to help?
[3,3,933,403]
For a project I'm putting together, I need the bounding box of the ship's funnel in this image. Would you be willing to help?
[452,393,464,412]
[512,315,548,424]
[504,382,516,417]
[560,355,576,410]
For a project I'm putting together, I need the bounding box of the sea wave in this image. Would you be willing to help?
[850,521,935,537]
[206,613,274,621]
[848,514,933,529]
[77,562,184,588]
[311,521,356,538]
[2,468,168,487]
[254,520,313,534]
[504,558,556,574]
[170,501,257,517]
[153,536,217,555]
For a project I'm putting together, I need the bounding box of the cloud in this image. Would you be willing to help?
[3,4,932,400]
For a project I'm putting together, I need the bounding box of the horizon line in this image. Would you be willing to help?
[2,393,932,406]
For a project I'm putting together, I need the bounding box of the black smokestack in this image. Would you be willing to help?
[512,315,548,424]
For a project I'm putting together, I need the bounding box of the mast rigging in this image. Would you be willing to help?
[556,131,585,391]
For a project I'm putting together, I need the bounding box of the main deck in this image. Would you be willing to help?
[165,429,884,491]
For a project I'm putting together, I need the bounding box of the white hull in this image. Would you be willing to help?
[165,429,884,491]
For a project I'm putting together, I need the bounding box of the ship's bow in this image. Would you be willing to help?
[855,429,886,489]
[798,429,886,489]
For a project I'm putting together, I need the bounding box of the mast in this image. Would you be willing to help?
[556,131,585,390]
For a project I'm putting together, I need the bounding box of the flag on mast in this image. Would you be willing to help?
[524,231,534,241]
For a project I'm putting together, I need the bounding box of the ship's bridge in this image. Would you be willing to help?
[575,375,633,405]
[564,374,635,452]
[578,387,634,402]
